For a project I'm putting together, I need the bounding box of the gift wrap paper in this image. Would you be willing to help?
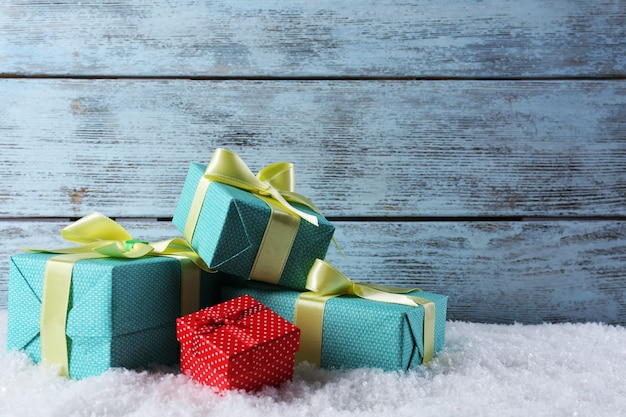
[220,280,447,371]
[177,295,300,391]
[172,162,335,290]
[7,253,218,379]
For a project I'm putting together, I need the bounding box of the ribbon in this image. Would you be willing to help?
[194,304,266,336]
[294,259,436,366]
[34,213,209,268]
[192,304,265,349]
[184,148,325,245]
[187,304,265,358]
[26,212,210,377]
[248,195,301,283]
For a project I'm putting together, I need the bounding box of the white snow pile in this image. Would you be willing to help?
[1,309,625,417]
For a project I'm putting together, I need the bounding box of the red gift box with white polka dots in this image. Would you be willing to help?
[176,295,300,391]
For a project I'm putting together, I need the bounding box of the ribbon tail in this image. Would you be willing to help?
[418,297,436,364]
[352,284,422,307]
[149,238,212,272]
[353,284,435,364]
[23,242,116,255]
[267,188,319,226]
[360,282,423,295]
[280,190,325,217]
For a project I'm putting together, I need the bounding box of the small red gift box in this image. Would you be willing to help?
[176,295,300,391]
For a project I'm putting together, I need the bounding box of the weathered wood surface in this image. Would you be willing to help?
[1,79,625,218]
[1,220,624,324]
[1,0,625,77]
[1,0,624,325]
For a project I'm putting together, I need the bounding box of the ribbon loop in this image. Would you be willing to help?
[257,162,296,192]
[202,148,320,226]
[61,212,132,243]
[306,259,354,296]
[196,317,243,336]
[205,147,268,193]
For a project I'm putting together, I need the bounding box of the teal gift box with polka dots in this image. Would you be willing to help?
[219,280,448,371]
[6,253,217,379]
[172,162,335,291]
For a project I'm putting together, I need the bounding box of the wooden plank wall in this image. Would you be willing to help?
[1,0,625,324]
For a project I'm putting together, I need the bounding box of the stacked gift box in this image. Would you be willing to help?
[6,147,447,390]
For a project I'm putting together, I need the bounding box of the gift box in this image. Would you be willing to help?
[219,279,447,371]
[172,149,335,290]
[7,253,217,379]
[176,295,300,391]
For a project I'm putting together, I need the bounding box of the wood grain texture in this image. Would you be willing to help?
[1,219,624,324]
[1,0,624,327]
[327,220,626,325]
[1,0,625,77]
[1,79,625,218]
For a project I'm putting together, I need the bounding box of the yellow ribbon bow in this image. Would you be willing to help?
[32,212,209,267]
[294,259,436,366]
[191,147,322,230]
[26,212,209,377]
[206,147,323,226]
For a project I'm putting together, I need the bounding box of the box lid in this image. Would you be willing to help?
[177,295,300,359]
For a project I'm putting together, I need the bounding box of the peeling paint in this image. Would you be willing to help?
[71,99,82,114]
[61,186,89,212]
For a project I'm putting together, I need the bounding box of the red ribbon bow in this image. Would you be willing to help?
[193,304,266,349]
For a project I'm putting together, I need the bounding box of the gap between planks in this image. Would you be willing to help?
[1,74,626,82]
[1,216,625,223]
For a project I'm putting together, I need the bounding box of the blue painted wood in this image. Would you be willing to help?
[325,220,626,325]
[1,79,624,218]
[1,220,624,324]
[0,0,624,325]
[0,0,624,77]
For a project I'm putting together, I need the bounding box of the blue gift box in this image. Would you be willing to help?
[219,279,447,371]
[173,162,335,290]
[6,253,217,379]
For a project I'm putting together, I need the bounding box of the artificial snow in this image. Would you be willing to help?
[1,309,625,417]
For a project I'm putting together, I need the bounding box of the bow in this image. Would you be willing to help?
[306,259,431,307]
[191,304,266,351]
[28,212,209,269]
[203,148,323,226]
[194,304,265,336]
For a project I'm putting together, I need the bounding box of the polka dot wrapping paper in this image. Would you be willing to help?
[6,253,219,379]
[219,280,448,371]
[172,162,335,290]
[176,295,300,391]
